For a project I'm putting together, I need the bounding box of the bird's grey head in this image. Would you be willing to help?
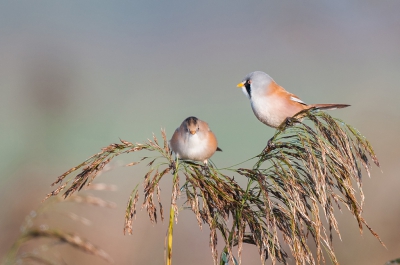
[239,71,273,99]
[183,116,200,135]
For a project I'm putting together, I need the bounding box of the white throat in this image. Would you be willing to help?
[241,87,250,99]
[176,133,209,160]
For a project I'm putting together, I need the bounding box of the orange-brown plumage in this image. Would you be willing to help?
[169,116,221,164]
[238,71,349,128]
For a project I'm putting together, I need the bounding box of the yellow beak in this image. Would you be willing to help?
[190,130,196,135]
[237,82,244,88]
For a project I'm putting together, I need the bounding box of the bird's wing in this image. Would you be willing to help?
[268,81,307,106]
[169,128,181,149]
[290,94,307,106]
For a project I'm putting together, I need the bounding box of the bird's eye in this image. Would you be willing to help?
[246,80,251,84]
[197,127,199,131]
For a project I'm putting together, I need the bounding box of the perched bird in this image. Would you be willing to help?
[237,71,350,128]
[170,116,221,164]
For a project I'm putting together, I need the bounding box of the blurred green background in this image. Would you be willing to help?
[1,1,399,264]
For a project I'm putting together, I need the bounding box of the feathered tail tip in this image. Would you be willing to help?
[311,103,350,110]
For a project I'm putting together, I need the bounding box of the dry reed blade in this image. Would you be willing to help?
[7,228,113,264]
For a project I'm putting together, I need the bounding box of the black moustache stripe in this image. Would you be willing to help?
[245,81,251,98]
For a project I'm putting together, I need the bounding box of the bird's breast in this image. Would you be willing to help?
[174,133,213,161]
[250,96,283,128]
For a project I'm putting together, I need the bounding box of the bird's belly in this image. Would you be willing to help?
[251,98,286,128]
[176,135,210,161]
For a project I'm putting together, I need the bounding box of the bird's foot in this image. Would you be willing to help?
[170,159,177,172]
[263,139,275,153]
[277,117,295,131]
[285,117,294,127]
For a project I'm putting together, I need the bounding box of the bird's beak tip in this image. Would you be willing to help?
[190,131,196,135]
[237,82,244,88]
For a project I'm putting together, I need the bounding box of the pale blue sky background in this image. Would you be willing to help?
[1,1,399,264]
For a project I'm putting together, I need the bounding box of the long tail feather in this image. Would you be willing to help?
[309,104,350,110]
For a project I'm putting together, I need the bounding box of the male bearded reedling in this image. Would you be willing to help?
[237,71,350,128]
[169,116,222,164]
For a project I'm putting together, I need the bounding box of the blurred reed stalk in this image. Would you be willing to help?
[42,109,382,265]
[3,185,116,265]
